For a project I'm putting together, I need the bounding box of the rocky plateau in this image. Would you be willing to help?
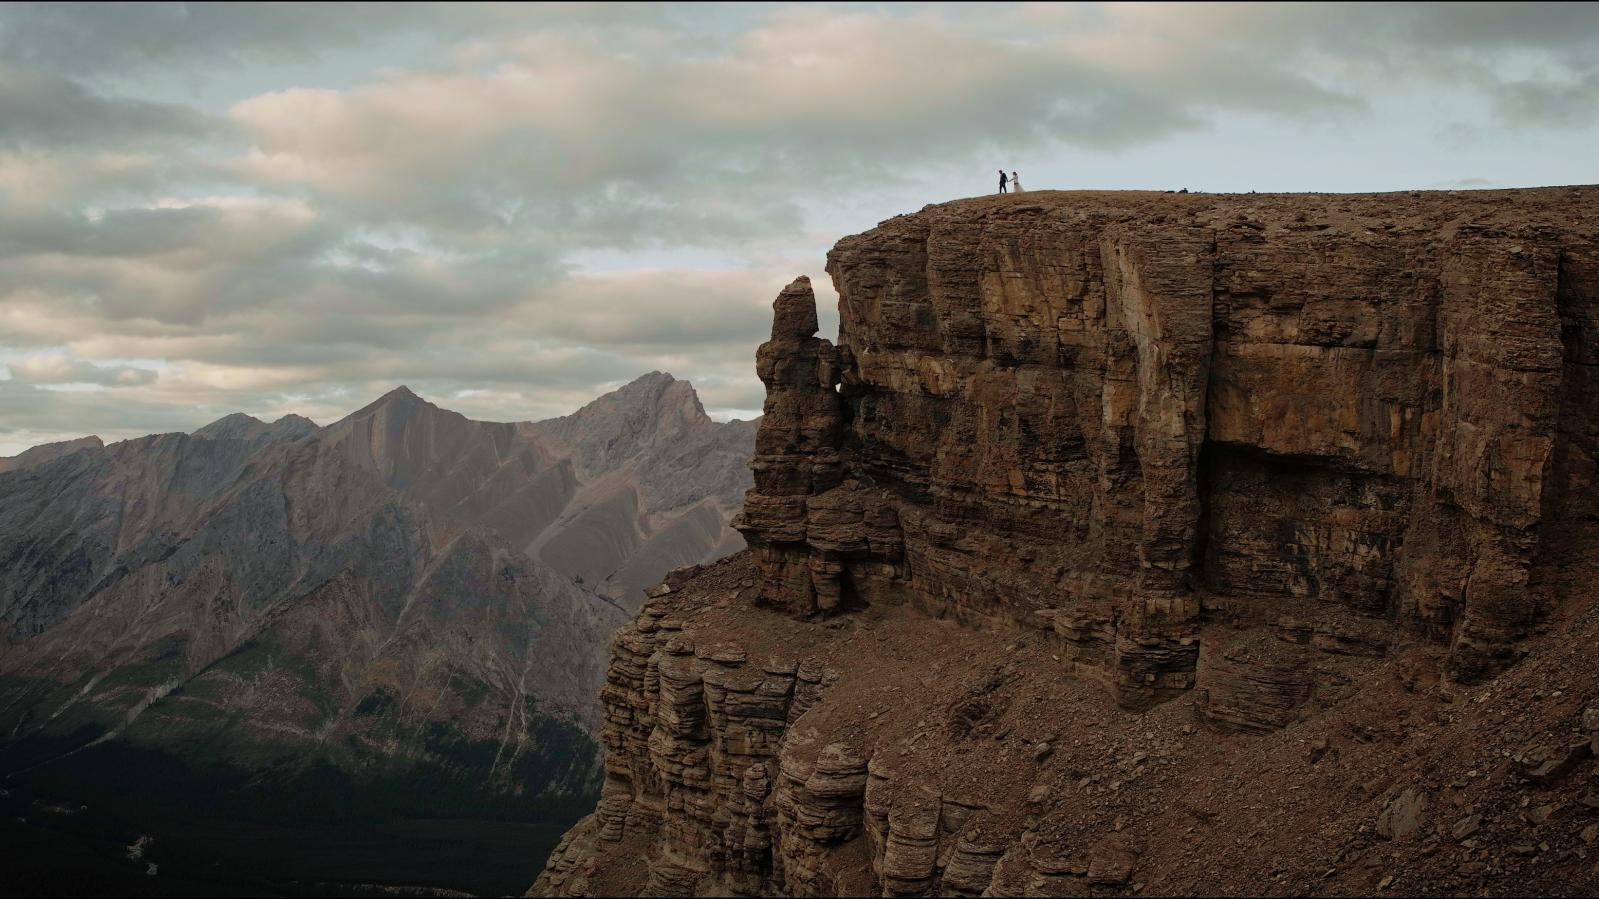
[532,188,1599,897]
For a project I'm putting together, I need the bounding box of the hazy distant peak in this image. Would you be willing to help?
[266,414,320,442]
[525,371,733,485]
[592,371,681,409]
[194,412,263,437]
[0,435,105,473]
[622,370,676,390]
[344,384,443,423]
[578,371,707,425]
[373,384,427,408]
[194,411,319,444]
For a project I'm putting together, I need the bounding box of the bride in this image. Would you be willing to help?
[1011,171,1023,192]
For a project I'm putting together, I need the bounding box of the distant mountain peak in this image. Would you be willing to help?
[349,384,440,421]
[625,370,676,388]
[600,371,680,406]
[377,384,424,405]
[526,371,728,484]
[194,411,318,444]
[195,412,263,435]
[583,372,706,424]
[0,435,104,474]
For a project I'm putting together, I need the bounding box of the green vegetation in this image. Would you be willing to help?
[0,678,601,897]
[0,630,602,895]
[2,726,597,896]
[351,689,395,717]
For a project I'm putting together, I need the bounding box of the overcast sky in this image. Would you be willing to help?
[2,2,1596,454]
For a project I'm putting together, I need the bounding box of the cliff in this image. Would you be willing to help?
[532,188,1599,897]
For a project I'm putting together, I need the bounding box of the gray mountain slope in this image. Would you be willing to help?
[0,375,753,811]
[526,371,758,603]
[0,435,104,474]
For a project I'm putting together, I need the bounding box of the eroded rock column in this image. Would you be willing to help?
[1101,227,1213,706]
[736,277,904,618]
[735,277,846,616]
[1431,241,1564,679]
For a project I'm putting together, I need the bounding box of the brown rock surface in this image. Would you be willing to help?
[533,188,1599,897]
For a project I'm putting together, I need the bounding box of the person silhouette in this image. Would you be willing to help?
[998,169,1008,194]
[1011,171,1023,193]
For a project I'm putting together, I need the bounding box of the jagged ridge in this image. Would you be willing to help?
[0,374,754,888]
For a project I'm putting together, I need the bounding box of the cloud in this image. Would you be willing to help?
[0,150,172,209]
[0,2,693,80]
[1493,72,1599,128]
[0,2,431,78]
[0,377,197,448]
[7,353,158,386]
[226,5,1357,217]
[0,65,221,150]
[2,2,1598,454]
[208,4,1376,272]
[0,186,799,450]
[521,269,780,351]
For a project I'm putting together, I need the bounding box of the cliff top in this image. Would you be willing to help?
[866,184,1599,239]
[539,182,1599,899]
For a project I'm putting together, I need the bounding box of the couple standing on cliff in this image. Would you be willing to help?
[998,170,1023,194]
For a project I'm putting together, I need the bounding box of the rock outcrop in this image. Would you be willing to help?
[739,188,1599,700]
[736,276,902,619]
[533,188,1599,897]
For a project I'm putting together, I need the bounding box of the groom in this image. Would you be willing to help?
[998,169,1008,194]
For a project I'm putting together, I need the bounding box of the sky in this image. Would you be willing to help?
[1,2,1597,454]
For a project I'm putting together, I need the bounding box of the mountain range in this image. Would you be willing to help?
[0,372,754,895]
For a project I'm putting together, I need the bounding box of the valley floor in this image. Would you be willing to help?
[0,733,584,897]
[1,794,564,897]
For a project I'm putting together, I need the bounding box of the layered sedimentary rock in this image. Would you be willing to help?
[736,277,903,619]
[739,188,1599,699]
[535,189,1599,897]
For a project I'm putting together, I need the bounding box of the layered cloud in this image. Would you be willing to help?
[1,2,1596,453]
[7,353,157,387]
[0,66,219,150]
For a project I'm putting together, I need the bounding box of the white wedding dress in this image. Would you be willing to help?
[1011,174,1023,193]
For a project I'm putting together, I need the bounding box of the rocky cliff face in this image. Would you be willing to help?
[533,188,1599,897]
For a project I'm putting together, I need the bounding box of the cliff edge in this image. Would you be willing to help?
[532,188,1599,897]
